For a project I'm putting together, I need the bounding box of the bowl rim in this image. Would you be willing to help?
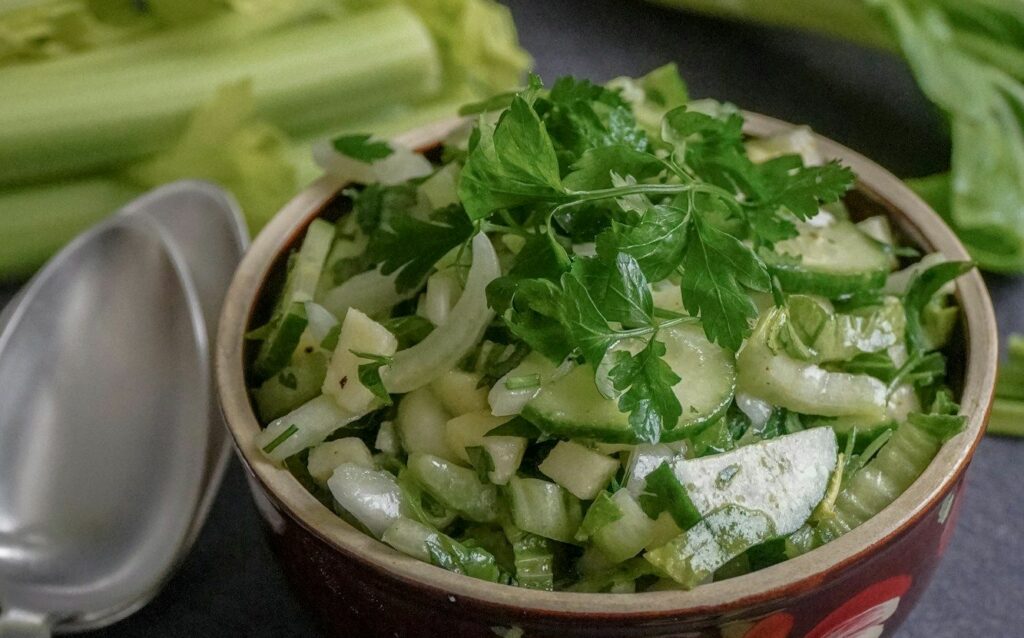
[216,112,997,617]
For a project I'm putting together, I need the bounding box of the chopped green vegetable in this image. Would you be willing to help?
[637,462,702,530]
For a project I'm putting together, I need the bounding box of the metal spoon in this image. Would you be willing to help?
[0,215,210,636]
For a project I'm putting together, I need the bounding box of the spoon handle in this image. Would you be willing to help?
[0,608,50,638]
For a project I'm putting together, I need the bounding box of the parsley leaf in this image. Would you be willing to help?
[904,260,973,355]
[352,351,393,406]
[562,144,665,191]
[575,491,624,542]
[637,461,702,529]
[331,133,393,162]
[608,337,682,444]
[595,204,689,281]
[496,277,574,361]
[348,182,418,235]
[367,204,473,293]
[681,214,771,350]
[458,95,564,220]
[756,157,855,220]
[571,253,653,328]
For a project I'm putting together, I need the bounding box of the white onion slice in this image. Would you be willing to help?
[384,233,499,393]
[327,464,404,538]
[319,266,417,321]
[304,301,340,343]
[735,392,774,430]
[313,139,432,185]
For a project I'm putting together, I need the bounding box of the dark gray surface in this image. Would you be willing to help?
[1,0,1020,636]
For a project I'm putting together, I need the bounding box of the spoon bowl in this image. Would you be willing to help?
[0,216,209,634]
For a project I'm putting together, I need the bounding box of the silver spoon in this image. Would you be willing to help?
[0,215,210,636]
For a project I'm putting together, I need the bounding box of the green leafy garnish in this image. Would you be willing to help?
[637,461,702,529]
[352,351,394,406]
[575,491,624,542]
[367,204,474,292]
[332,133,394,162]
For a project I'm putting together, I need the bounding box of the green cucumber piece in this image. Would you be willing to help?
[644,505,776,589]
[765,218,890,297]
[252,302,308,381]
[507,476,583,544]
[522,324,735,443]
[407,453,499,523]
[673,428,837,535]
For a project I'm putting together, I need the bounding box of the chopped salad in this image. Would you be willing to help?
[246,65,969,592]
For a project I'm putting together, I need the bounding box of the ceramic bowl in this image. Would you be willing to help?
[216,113,997,638]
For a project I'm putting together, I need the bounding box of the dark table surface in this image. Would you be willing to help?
[3,1,1021,636]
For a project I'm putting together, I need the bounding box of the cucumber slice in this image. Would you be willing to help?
[488,352,564,417]
[765,218,890,297]
[538,441,620,500]
[507,476,583,544]
[252,302,308,381]
[522,324,735,443]
[738,312,888,420]
[407,453,499,523]
[673,428,837,535]
[644,505,776,589]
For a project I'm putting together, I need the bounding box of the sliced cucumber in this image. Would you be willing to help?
[522,324,735,443]
[738,311,888,420]
[591,490,657,564]
[507,476,583,544]
[644,505,776,589]
[307,437,375,483]
[488,352,563,417]
[670,428,838,536]
[765,218,890,297]
[407,453,499,523]
[321,308,398,413]
[538,441,620,500]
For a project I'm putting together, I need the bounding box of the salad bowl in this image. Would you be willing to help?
[216,113,997,638]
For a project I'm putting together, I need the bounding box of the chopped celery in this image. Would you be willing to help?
[507,476,582,544]
[592,491,658,564]
[506,526,556,591]
[407,453,499,523]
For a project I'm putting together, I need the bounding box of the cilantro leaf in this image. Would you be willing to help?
[458,95,564,220]
[595,204,689,281]
[608,337,682,444]
[352,351,393,406]
[331,133,393,162]
[681,214,771,350]
[571,253,653,328]
[756,156,855,220]
[637,461,702,529]
[367,204,473,293]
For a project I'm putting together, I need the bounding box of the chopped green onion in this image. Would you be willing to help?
[261,424,298,454]
[504,373,541,390]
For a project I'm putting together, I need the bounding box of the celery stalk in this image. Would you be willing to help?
[0,4,441,185]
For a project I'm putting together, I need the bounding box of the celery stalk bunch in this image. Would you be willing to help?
[654,0,1024,274]
[0,0,530,279]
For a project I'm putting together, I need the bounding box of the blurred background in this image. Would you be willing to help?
[1,0,1021,636]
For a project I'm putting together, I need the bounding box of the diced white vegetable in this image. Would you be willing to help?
[327,463,404,538]
[430,369,490,416]
[374,420,400,456]
[735,392,774,430]
[319,266,419,322]
[884,252,950,295]
[672,428,838,536]
[322,308,398,412]
[418,163,460,210]
[507,476,582,543]
[745,125,823,166]
[444,410,526,485]
[257,395,360,462]
[887,383,922,421]
[650,280,685,314]
[488,353,571,417]
[395,387,457,461]
[304,301,340,345]
[308,437,375,483]
[384,234,500,393]
[539,441,620,500]
[421,269,462,326]
[592,490,656,564]
[644,512,682,551]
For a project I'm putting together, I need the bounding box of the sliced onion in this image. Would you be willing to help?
[735,392,773,430]
[313,139,432,185]
[489,357,574,417]
[319,266,418,321]
[884,252,949,295]
[304,301,340,342]
[327,463,404,538]
[384,233,499,393]
[624,444,677,499]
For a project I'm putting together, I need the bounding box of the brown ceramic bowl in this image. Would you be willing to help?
[216,113,997,638]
